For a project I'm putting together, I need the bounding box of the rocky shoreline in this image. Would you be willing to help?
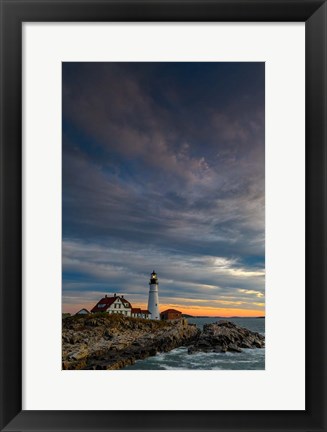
[62,315,264,370]
[62,314,200,370]
[187,320,265,354]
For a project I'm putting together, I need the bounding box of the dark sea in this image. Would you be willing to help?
[125,317,265,370]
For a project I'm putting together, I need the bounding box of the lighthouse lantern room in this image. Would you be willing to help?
[147,270,160,320]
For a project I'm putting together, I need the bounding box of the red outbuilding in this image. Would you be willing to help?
[160,309,182,320]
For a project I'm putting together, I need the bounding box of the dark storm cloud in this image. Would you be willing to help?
[62,62,265,314]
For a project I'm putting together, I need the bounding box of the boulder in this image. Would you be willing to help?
[188,321,264,355]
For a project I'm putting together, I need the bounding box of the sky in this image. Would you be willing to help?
[62,62,265,317]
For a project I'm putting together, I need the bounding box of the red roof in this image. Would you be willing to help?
[160,309,182,314]
[91,295,132,313]
[121,298,132,308]
[131,308,151,315]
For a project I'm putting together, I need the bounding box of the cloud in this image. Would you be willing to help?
[238,289,265,298]
[62,62,265,315]
[62,238,264,313]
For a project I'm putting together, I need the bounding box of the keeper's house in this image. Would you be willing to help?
[131,308,151,319]
[91,294,132,316]
[160,309,182,320]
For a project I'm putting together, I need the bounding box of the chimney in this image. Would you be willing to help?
[105,294,107,298]
[114,293,116,297]
[121,295,124,298]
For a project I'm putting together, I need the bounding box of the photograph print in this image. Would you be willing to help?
[62,62,265,370]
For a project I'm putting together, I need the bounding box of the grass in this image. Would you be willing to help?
[63,312,174,332]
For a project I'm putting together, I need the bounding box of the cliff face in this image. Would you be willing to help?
[62,314,200,370]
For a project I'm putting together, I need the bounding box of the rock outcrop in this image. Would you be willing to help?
[62,314,200,370]
[187,320,265,354]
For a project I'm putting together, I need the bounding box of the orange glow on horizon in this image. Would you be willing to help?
[135,303,265,317]
[63,301,265,318]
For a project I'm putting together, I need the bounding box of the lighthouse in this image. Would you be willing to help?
[147,270,160,320]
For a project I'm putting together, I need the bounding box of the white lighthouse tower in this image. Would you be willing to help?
[147,270,160,320]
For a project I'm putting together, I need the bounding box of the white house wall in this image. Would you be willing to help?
[106,297,131,316]
[131,312,151,319]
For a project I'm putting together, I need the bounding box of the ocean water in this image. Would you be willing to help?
[125,317,265,370]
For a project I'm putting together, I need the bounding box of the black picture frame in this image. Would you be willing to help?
[0,1,326,431]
